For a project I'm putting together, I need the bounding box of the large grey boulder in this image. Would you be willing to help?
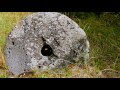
[5,12,90,76]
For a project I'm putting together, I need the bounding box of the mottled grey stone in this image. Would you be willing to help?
[5,12,90,76]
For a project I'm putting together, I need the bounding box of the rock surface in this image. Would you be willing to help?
[5,12,90,76]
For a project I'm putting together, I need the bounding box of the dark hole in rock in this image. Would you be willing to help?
[73,50,76,54]
[38,65,41,68]
[12,41,15,45]
[41,44,53,56]
[73,50,77,56]
[8,51,10,54]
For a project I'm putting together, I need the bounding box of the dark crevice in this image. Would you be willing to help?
[38,65,41,68]
[8,51,10,54]
[12,41,15,45]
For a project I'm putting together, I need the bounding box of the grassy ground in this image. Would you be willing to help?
[0,12,120,78]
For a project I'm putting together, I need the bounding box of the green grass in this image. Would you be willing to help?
[0,12,120,78]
